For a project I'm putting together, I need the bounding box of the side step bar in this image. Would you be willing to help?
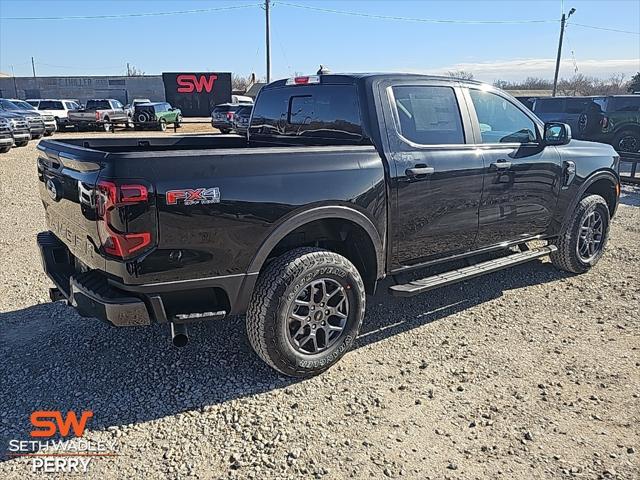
[389,245,557,297]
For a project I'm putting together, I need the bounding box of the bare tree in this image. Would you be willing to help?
[127,65,145,76]
[447,70,474,80]
[232,74,254,92]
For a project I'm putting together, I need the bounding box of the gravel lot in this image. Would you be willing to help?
[0,133,638,479]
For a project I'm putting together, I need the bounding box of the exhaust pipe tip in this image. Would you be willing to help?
[171,322,189,348]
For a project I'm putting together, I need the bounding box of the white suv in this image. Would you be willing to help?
[27,99,81,130]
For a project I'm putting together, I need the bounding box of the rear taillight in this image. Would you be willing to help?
[601,116,609,129]
[226,111,234,120]
[96,180,152,259]
[95,111,100,121]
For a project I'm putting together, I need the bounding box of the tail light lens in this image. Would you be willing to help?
[226,111,234,121]
[96,180,152,259]
[95,111,100,121]
[601,116,609,129]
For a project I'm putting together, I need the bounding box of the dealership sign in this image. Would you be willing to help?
[162,72,231,117]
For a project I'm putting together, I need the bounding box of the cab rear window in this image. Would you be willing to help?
[249,85,365,145]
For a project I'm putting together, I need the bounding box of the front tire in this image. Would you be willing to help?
[246,247,366,377]
[158,119,167,132]
[551,194,610,274]
[0,146,11,153]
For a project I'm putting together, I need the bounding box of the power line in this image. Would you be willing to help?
[277,1,640,35]
[569,23,640,36]
[276,1,558,24]
[3,3,260,21]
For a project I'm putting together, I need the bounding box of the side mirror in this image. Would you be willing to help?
[544,122,571,146]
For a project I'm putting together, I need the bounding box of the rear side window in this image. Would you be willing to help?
[610,97,640,112]
[213,105,233,114]
[534,98,564,113]
[87,100,111,110]
[249,84,364,144]
[565,98,589,114]
[391,86,464,145]
[39,101,64,110]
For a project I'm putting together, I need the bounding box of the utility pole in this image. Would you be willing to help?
[31,57,36,78]
[552,7,576,97]
[11,65,18,97]
[265,0,271,83]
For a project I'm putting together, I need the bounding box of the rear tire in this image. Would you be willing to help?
[175,115,182,128]
[246,247,366,377]
[219,128,230,134]
[102,118,111,132]
[158,119,167,132]
[15,140,28,147]
[614,129,640,153]
[551,194,610,274]
[0,146,11,153]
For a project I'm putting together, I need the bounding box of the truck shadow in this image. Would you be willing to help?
[0,259,568,458]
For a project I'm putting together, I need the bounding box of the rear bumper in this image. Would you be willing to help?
[0,136,14,147]
[37,231,256,326]
[38,232,151,326]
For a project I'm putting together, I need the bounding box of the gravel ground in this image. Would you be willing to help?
[0,134,639,479]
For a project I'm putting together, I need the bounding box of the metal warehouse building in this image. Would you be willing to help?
[0,75,166,105]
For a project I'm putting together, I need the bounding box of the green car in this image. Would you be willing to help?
[134,102,182,131]
[588,95,640,153]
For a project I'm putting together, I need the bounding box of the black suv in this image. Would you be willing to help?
[532,97,603,140]
[231,104,253,135]
[211,103,252,134]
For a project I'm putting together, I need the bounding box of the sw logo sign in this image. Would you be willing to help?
[30,410,94,438]
[176,74,218,93]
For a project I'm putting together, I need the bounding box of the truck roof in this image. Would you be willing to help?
[264,73,487,89]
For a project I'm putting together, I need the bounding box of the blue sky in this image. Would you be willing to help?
[1,0,638,82]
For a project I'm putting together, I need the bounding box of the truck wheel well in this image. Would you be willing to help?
[263,218,379,294]
[584,178,617,217]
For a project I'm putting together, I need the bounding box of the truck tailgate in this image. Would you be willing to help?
[37,141,107,270]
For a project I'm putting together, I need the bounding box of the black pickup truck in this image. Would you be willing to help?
[37,74,620,377]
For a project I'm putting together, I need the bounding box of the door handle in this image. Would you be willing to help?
[491,160,512,170]
[405,166,435,176]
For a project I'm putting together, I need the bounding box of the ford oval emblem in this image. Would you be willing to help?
[46,179,58,201]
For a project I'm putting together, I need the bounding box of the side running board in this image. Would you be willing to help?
[389,245,557,297]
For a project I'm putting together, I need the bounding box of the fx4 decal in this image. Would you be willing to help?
[166,187,221,206]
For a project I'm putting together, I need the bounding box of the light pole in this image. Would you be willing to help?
[552,7,576,97]
[265,0,271,83]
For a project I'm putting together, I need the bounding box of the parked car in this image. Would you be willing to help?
[133,102,182,131]
[531,96,603,140]
[211,103,248,133]
[589,95,640,153]
[36,73,621,377]
[231,104,252,135]
[0,98,46,139]
[7,99,57,136]
[515,96,536,111]
[67,99,129,131]
[0,115,15,153]
[231,95,254,104]
[0,111,30,147]
[27,99,81,130]
[124,98,152,122]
